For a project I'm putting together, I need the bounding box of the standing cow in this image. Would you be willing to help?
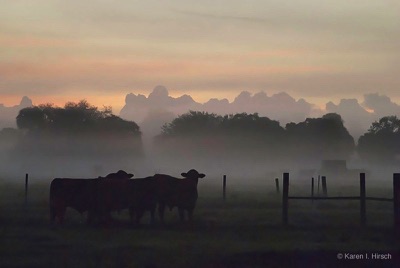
[49,178,98,224]
[95,176,158,225]
[128,176,158,225]
[49,174,157,225]
[154,169,206,223]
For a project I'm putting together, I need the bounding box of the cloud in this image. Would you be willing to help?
[363,93,400,116]
[0,96,32,128]
[229,91,316,124]
[120,85,318,133]
[120,86,400,141]
[326,98,374,139]
[326,94,400,139]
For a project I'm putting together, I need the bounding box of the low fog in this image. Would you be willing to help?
[0,88,399,188]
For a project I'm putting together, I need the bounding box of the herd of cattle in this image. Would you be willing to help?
[49,169,206,225]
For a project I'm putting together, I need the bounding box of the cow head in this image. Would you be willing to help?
[181,169,206,180]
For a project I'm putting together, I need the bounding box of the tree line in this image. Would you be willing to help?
[0,101,399,173]
[1,100,143,174]
[155,111,399,166]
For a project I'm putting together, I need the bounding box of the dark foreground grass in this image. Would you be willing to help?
[1,179,399,267]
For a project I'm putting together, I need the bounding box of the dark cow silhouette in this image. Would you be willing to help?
[128,177,157,225]
[49,178,98,224]
[94,176,158,224]
[49,173,157,225]
[154,169,206,223]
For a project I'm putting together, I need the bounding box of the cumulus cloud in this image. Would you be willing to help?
[326,94,400,140]
[120,86,400,142]
[326,98,374,139]
[0,96,32,128]
[363,93,400,117]
[120,85,202,123]
[120,85,319,136]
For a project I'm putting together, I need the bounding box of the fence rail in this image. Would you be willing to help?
[282,172,400,236]
[288,196,393,201]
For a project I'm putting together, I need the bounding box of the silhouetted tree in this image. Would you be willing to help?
[155,111,285,166]
[219,113,285,161]
[358,116,400,163]
[155,111,222,161]
[285,113,355,163]
[13,100,143,175]
[160,111,222,137]
[16,106,47,130]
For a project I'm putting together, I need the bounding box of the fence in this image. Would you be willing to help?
[281,172,400,235]
[22,172,400,234]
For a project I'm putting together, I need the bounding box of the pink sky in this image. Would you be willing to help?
[1,1,399,113]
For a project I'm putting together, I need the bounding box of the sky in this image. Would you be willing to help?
[1,0,399,113]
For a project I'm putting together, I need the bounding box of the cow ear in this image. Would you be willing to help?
[199,174,205,178]
[181,172,187,177]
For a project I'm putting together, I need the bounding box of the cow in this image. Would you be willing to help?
[93,176,158,225]
[128,176,158,225]
[49,178,98,224]
[49,175,157,225]
[154,169,206,223]
[93,170,134,219]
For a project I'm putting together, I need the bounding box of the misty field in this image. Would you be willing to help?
[0,175,399,268]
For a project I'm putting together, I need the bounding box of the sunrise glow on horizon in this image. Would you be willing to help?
[1,1,399,114]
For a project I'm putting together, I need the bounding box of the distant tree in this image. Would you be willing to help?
[16,100,117,134]
[156,111,223,161]
[160,111,222,137]
[358,116,400,163]
[219,113,285,161]
[16,106,47,130]
[13,100,143,174]
[285,113,355,162]
[155,111,285,165]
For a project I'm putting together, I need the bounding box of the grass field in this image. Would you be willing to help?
[0,176,399,267]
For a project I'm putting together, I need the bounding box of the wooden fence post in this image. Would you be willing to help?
[360,173,366,226]
[275,178,280,194]
[394,173,400,236]
[25,173,28,207]
[321,176,328,196]
[311,177,314,202]
[282,173,289,225]
[223,175,226,201]
[317,175,320,195]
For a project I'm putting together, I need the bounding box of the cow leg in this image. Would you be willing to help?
[56,207,66,224]
[187,209,193,222]
[129,207,135,223]
[158,203,165,224]
[87,211,96,225]
[178,208,185,222]
[149,208,155,225]
[103,211,113,225]
[135,209,144,226]
[50,206,56,224]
